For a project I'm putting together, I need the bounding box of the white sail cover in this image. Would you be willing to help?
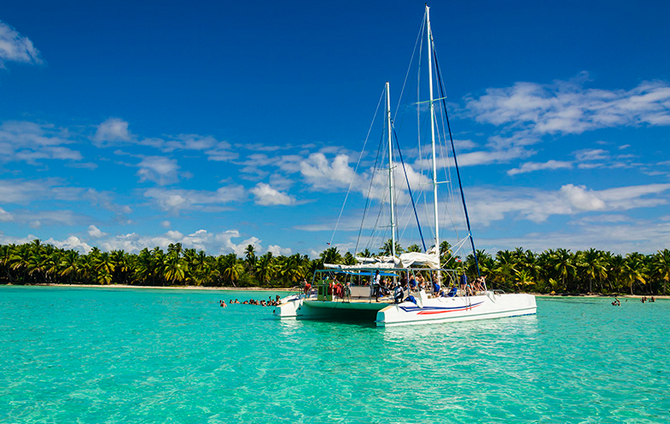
[399,252,440,269]
[324,251,439,270]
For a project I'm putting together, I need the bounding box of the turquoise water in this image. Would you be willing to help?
[1,287,668,423]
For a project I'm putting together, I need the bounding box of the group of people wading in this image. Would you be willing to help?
[219,295,282,308]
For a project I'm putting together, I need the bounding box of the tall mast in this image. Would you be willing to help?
[426,5,439,260]
[386,81,397,259]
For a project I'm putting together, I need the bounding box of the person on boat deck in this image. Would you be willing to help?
[409,274,417,291]
[417,274,426,291]
[459,274,468,296]
[432,277,441,296]
[373,270,381,301]
[393,283,404,303]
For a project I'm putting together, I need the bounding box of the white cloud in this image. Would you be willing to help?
[574,148,609,162]
[0,21,42,67]
[251,183,296,206]
[46,236,92,254]
[0,178,130,216]
[480,220,670,255]
[559,184,606,211]
[300,153,357,191]
[94,118,132,145]
[0,207,13,222]
[136,156,181,185]
[88,225,106,238]
[215,229,261,256]
[467,182,670,226]
[144,185,246,214]
[0,121,82,164]
[465,74,670,135]
[507,160,573,175]
[99,229,222,253]
[161,220,171,228]
[268,244,292,256]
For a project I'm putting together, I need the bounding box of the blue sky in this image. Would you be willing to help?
[1,0,669,257]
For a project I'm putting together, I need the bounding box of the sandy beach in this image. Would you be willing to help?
[5,284,666,299]
[6,283,295,292]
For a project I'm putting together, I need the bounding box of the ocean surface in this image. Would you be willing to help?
[1,286,668,423]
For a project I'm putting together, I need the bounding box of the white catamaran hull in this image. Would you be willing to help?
[274,292,536,327]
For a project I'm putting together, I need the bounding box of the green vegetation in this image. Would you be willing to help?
[0,239,668,295]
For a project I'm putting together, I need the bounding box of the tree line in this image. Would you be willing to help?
[1,239,668,295]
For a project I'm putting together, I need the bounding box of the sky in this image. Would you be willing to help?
[1,0,669,258]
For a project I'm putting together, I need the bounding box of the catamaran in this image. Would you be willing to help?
[274,5,536,326]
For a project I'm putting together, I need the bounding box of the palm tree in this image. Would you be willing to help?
[163,251,187,285]
[95,252,114,285]
[255,252,275,286]
[379,239,403,256]
[577,248,608,294]
[320,247,342,265]
[356,248,372,258]
[244,244,257,273]
[59,250,80,284]
[623,252,647,295]
[342,252,356,266]
[493,250,517,291]
[652,249,670,295]
[222,254,243,287]
[550,248,576,292]
[406,244,421,253]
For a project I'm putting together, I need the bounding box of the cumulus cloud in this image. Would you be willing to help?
[480,220,670,255]
[46,236,92,254]
[467,182,670,225]
[215,230,262,256]
[88,225,106,238]
[144,185,246,214]
[465,74,670,135]
[268,244,292,256]
[0,21,42,67]
[559,184,606,211]
[94,118,132,145]
[251,183,296,206]
[300,153,357,191]
[136,156,181,185]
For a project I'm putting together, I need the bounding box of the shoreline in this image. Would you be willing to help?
[2,283,295,292]
[532,293,670,300]
[2,283,667,298]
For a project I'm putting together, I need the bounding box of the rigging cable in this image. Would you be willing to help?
[393,128,427,252]
[432,48,481,277]
[355,121,387,255]
[331,87,386,248]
